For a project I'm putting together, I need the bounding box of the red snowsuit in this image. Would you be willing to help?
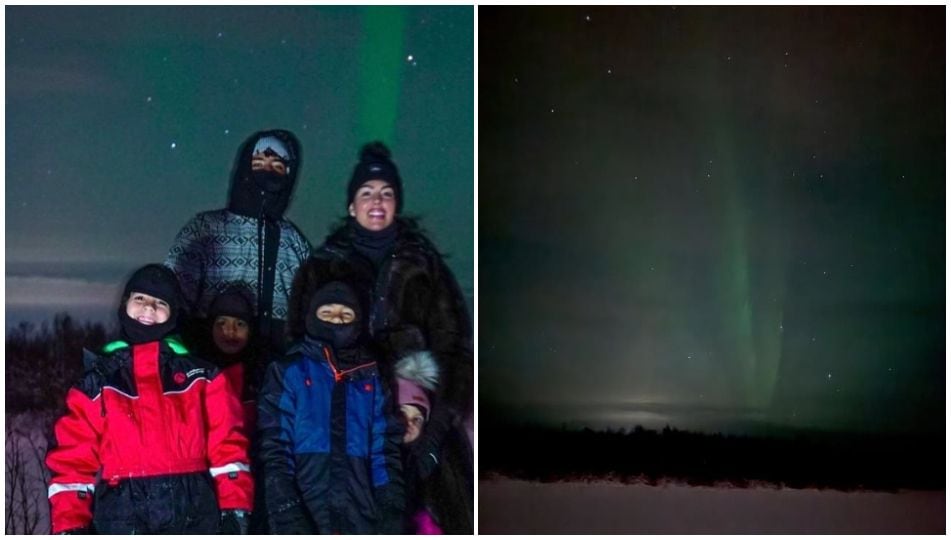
[46,338,253,534]
[218,361,258,437]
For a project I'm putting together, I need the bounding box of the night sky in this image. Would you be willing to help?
[480,6,944,437]
[6,6,473,326]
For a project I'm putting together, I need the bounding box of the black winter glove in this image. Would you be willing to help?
[218,510,250,535]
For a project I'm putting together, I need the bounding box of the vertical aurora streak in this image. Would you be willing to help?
[357,6,406,144]
[702,50,786,412]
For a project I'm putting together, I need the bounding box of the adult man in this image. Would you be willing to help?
[166,129,311,358]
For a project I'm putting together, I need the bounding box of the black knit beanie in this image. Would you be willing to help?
[347,141,403,214]
[118,264,182,344]
[208,282,255,323]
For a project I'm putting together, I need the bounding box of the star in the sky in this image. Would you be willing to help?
[170,142,177,149]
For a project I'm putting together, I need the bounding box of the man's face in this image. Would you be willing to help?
[251,152,288,176]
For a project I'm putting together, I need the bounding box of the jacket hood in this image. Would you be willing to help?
[227,129,302,220]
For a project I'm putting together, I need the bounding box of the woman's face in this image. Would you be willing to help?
[212,315,250,355]
[349,180,397,231]
[125,292,171,326]
[400,404,426,444]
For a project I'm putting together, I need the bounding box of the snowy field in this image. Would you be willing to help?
[479,478,945,534]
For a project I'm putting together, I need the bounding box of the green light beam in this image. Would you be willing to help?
[357,6,406,144]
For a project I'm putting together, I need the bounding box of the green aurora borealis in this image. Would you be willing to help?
[479,6,944,436]
[7,6,473,324]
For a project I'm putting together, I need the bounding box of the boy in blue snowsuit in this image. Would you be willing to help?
[257,280,404,534]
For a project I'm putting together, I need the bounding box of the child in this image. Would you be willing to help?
[204,283,273,534]
[395,352,443,534]
[45,264,253,534]
[204,283,259,436]
[258,280,404,534]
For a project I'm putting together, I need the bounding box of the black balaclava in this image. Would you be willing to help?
[305,281,364,355]
[228,129,302,220]
[119,264,182,345]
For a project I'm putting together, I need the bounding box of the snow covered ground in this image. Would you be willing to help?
[479,478,945,534]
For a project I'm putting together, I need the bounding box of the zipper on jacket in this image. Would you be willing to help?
[321,346,376,383]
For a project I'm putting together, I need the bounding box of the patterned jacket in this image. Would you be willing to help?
[166,209,311,324]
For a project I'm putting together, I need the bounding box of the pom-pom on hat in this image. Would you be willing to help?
[395,351,439,420]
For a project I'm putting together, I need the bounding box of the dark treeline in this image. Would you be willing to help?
[480,422,945,492]
[6,314,115,416]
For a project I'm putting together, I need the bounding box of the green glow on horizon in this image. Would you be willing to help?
[357,6,406,144]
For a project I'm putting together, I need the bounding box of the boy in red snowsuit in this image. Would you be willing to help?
[45,264,253,534]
